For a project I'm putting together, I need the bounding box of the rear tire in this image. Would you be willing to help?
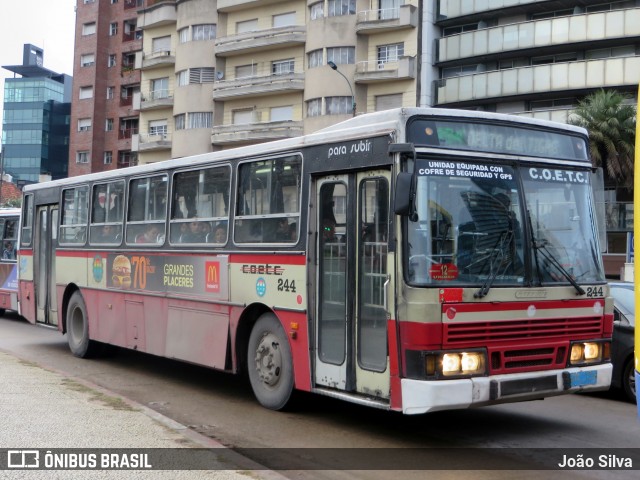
[622,358,636,404]
[247,313,294,410]
[66,291,99,358]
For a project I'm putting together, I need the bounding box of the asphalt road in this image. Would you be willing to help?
[1,312,637,480]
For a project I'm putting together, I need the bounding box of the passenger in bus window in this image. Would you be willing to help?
[182,219,205,243]
[2,241,15,260]
[136,224,162,244]
[98,224,118,243]
[211,223,227,244]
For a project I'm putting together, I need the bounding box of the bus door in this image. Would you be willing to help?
[34,205,58,326]
[313,170,392,399]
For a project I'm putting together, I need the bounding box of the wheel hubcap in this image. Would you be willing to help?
[254,332,281,387]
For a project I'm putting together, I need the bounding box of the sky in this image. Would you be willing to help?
[0,0,77,143]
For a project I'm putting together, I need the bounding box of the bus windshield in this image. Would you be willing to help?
[406,159,603,287]
[522,166,604,285]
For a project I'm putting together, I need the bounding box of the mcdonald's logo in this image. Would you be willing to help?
[205,261,220,293]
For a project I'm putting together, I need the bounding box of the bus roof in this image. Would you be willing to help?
[23,107,587,192]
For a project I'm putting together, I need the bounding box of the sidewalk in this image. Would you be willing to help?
[0,350,283,479]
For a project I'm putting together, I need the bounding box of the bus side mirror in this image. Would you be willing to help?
[394,172,413,216]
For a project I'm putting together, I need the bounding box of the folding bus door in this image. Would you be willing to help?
[313,170,392,400]
[34,205,58,326]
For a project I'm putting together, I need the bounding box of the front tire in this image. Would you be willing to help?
[622,358,636,404]
[247,313,294,410]
[66,291,98,358]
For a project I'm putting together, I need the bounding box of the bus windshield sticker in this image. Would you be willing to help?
[429,263,458,281]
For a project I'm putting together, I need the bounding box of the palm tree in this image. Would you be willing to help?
[569,89,635,188]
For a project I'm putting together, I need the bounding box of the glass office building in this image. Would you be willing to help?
[2,44,72,183]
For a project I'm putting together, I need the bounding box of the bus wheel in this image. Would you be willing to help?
[66,292,98,358]
[247,313,294,410]
[623,358,636,404]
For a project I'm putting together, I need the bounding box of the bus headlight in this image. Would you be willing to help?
[426,350,486,378]
[569,341,609,366]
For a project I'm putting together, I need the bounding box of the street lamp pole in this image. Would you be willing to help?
[327,61,356,117]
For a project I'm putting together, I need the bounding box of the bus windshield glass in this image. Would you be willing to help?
[522,167,604,284]
[406,159,603,287]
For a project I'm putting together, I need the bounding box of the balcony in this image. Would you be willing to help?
[435,56,640,105]
[140,90,174,110]
[438,9,640,64]
[217,0,291,12]
[354,56,416,84]
[214,25,306,56]
[356,4,418,34]
[141,50,175,69]
[213,72,304,100]
[118,127,138,140]
[133,132,172,152]
[513,108,573,124]
[124,0,143,10]
[137,0,176,29]
[438,0,543,23]
[211,120,303,146]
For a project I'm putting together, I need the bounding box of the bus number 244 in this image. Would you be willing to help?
[277,279,296,293]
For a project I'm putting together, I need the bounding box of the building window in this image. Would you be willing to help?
[235,64,256,79]
[109,22,118,36]
[152,36,171,54]
[377,42,404,65]
[150,77,169,99]
[326,96,352,115]
[272,59,295,75]
[327,47,355,65]
[270,106,293,122]
[189,67,215,84]
[443,23,478,37]
[107,86,115,99]
[149,120,168,136]
[310,2,324,20]
[177,70,189,86]
[236,19,258,34]
[531,52,577,66]
[82,22,96,36]
[106,118,114,131]
[308,49,323,68]
[80,53,95,67]
[233,109,254,124]
[84,0,95,3]
[273,12,296,27]
[111,0,118,3]
[78,118,92,132]
[306,98,322,117]
[192,24,216,41]
[188,112,212,129]
[104,151,113,165]
[328,0,355,16]
[178,28,189,43]
[442,65,479,78]
[79,86,94,99]
[108,54,116,67]
[174,114,185,130]
[77,151,90,164]
[375,93,403,111]
[529,98,576,111]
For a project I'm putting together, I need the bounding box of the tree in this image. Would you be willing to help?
[569,89,635,188]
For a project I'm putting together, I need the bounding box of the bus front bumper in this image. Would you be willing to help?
[401,363,612,415]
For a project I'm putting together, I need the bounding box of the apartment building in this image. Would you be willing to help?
[432,0,639,277]
[69,0,143,176]
[70,0,420,166]
[1,44,71,183]
[433,0,640,120]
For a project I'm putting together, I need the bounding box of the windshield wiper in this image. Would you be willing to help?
[532,239,585,295]
[527,211,584,295]
[474,229,514,299]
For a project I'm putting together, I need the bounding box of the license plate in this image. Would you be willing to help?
[570,370,597,387]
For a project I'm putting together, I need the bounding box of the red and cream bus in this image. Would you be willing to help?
[18,108,612,414]
[0,208,20,315]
